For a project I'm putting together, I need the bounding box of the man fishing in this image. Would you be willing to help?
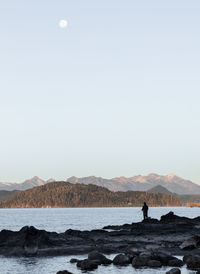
[142,202,148,220]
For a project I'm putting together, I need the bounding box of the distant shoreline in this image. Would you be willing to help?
[0,205,193,209]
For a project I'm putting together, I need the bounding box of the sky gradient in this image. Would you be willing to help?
[0,1,200,184]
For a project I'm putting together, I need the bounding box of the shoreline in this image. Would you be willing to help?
[2,211,200,272]
[0,211,200,257]
[0,205,190,209]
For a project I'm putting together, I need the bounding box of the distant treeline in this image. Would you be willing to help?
[0,181,181,208]
[0,190,19,202]
[178,194,200,205]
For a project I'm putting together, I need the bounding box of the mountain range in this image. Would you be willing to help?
[67,174,200,195]
[0,174,200,195]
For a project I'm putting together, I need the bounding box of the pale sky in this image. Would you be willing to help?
[0,1,200,184]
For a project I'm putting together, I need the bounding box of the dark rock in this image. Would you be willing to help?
[56,271,73,274]
[125,244,144,257]
[88,250,106,261]
[139,251,153,259]
[132,256,148,268]
[180,235,200,250]
[160,211,190,223]
[70,258,80,263]
[168,258,184,267]
[1,212,200,258]
[152,252,175,266]
[165,268,181,274]
[142,218,160,224]
[147,260,162,267]
[186,255,200,269]
[88,250,112,265]
[113,254,130,265]
[196,270,200,274]
[23,226,40,256]
[183,254,192,264]
[76,260,82,268]
[78,259,98,271]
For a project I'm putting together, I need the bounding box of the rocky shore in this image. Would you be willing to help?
[1,212,200,272]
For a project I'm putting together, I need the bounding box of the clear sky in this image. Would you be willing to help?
[0,1,200,184]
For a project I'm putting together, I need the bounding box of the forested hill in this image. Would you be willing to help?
[0,181,181,208]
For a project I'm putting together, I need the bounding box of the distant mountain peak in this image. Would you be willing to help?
[147,173,159,177]
[47,178,56,183]
[167,174,175,178]
[31,176,41,179]
[0,176,47,191]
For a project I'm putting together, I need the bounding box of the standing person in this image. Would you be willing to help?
[142,202,148,220]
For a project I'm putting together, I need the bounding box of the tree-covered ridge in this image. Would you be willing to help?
[0,181,181,208]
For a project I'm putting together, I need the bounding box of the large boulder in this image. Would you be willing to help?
[88,250,105,261]
[186,255,200,269]
[88,250,112,265]
[165,268,181,274]
[113,254,130,265]
[77,259,98,271]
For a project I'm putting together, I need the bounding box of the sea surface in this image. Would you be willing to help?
[0,206,199,274]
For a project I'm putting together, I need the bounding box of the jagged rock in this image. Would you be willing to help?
[186,255,200,269]
[180,235,200,250]
[168,259,184,267]
[56,271,73,274]
[113,254,130,265]
[147,260,162,267]
[160,211,189,223]
[165,268,181,274]
[1,212,200,258]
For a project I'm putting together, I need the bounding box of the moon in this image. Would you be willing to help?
[59,19,68,29]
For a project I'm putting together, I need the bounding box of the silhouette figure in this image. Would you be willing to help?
[142,202,148,220]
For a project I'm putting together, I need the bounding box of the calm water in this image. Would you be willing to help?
[0,207,199,274]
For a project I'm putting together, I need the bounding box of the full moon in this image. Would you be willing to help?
[59,19,68,28]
